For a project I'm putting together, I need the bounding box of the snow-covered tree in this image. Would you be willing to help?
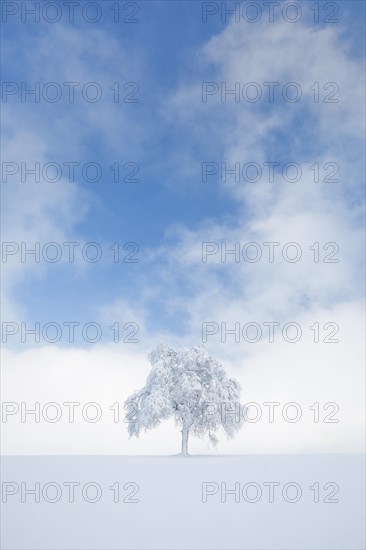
[125,342,244,455]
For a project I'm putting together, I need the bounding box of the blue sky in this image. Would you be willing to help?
[2,0,365,341]
[2,1,244,331]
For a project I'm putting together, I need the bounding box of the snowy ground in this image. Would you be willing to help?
[1,454,365,549]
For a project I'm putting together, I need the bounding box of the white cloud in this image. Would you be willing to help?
[154,15,364,324]
[1,299,364,454]
[1,23,149,320]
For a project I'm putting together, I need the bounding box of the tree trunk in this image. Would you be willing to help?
[181,422,190,455]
